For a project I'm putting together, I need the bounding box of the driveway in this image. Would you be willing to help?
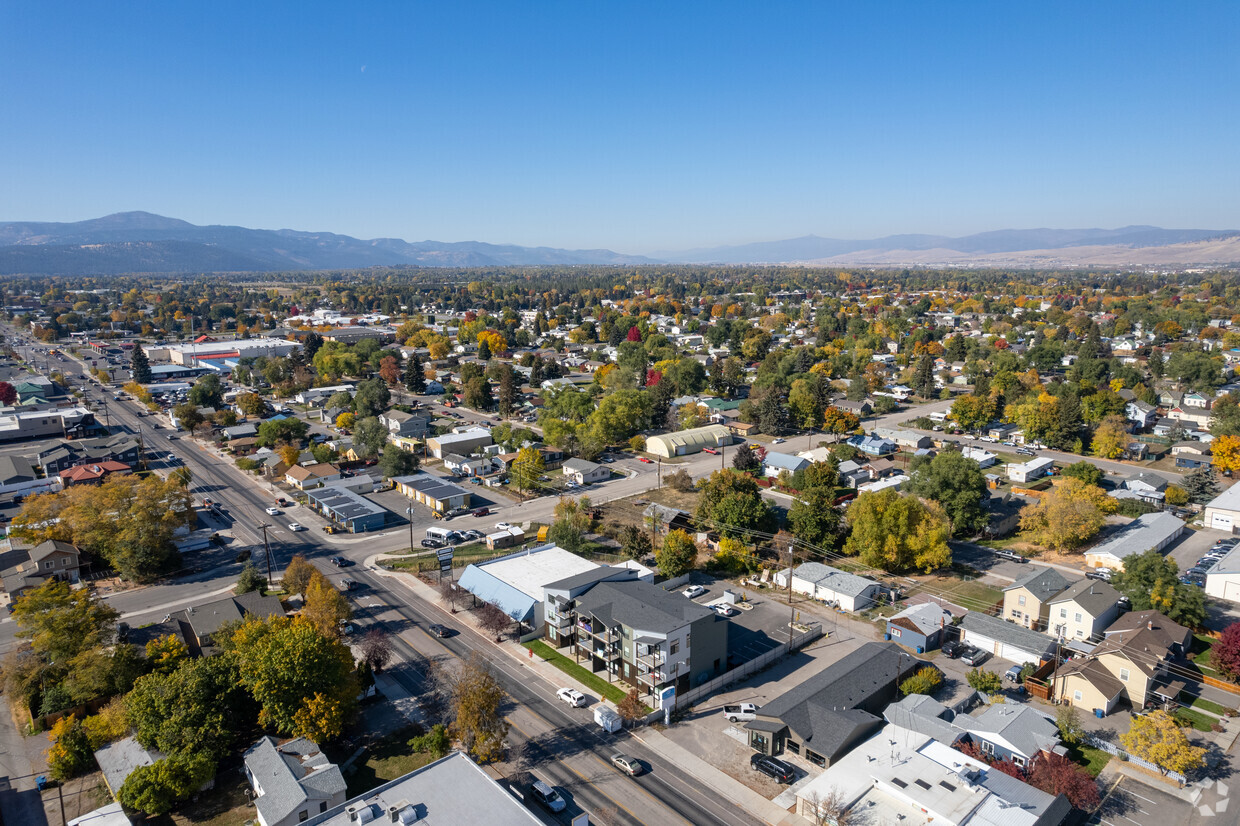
[1166,527,1230,576]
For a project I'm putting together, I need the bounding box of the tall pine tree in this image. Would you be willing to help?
[130,346,153,383]
[404,353,426,394]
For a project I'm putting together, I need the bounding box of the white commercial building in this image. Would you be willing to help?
[145,337,302,366]
[1204,484,1240,534]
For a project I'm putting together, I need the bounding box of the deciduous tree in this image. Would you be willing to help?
[450,652,509,763]
[1120,710,1206,776]
[1026,753,1101,811]
[352,415,386,458]
[656,530,697,578]
[907,451,989,536]
[1018,478,1114,553]
[510,447,544,492]
[966,668,1002,694]
[118,752,215,817]
[787,487,841,551]
[302,573,353,637]
[1110,549,1205,628]
[1090,414,1129,459]
[843,489,951,573]
[11,579,118,663]
[1212,622,1240,681]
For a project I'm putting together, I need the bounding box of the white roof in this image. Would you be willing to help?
[1206,482,1240,515]
[474,545,597,600]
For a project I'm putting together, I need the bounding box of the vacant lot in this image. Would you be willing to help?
[601,487,700,532]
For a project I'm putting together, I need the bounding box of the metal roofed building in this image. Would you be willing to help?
[645,424,732,458]
[794,723,1070,826]
[1082,511,1186,571]
[457,544,600,629]
[1206,541,1240,602]
[305,484,388,533]
[393,472,472,513]
[959,612,1056,666]
[426,426,492,459]
[1204,481,1240,533]
[761,451,810,477]
[302,751,543,826]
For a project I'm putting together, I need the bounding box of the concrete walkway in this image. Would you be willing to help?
[371,559,808,826]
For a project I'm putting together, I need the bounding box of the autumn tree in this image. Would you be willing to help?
[843,489,951,573]
[1110,549,1206,628]
[360,630,392,673]
[450,652,509,762]
[787,487,842,551]
[46,715,93,781]
[236,392,267,417]
[966,668,1002,694]
[617,688,645,724]
[1018,478,1115,552]
[510,446,545,493]
[1214,623,1240,681]
[907,450,989,536]
[12,579,118,664]
[302,572,353,637]
[899,667,942,696]
[281,554,316,596]
[145,634,189,675]
[1026,753,1100,810]
[1090,414,1129,459]
[477,602,512,641]
[618,525,653,559]
[1212,434,1240,474]
[1120,710,1206,776]
[379,355,401,385]
[694,470,777,539]
[656,529,698,578]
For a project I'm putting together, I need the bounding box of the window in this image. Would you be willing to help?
[299,811,308,823]
[548,627,557,641]
[1012,611,1022,620]
[1018,595,1026,606]
[1119,668,1130,682]
[1059,608,1067,619]
[891,627,901,637]
[1074,612,1083,623]
[1013,756,1026,768]
[981,741,994,754]
[670,641,679,655]
[320,802,328,813]
[43,561,53,570]
[1073,690,1083,702]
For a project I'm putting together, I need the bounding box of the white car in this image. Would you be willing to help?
[265,507,281,515]
[712,604,737,617]
[288,522,306,532]
[772,437,785,444]
[557,687,587,707]
[683,585,707,599]
[495,522,516,531]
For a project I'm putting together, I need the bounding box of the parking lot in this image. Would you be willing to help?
[1165,526,1233,579]
[679,573,819,667]
[1087,775,1195,826]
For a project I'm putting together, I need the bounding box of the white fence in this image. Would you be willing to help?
[1084,735,1187,785]
[671,623,824,712]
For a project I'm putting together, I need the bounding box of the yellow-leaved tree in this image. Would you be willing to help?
[1120,710,1206,776]
[1018,478,1116,553]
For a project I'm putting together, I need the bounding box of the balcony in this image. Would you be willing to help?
[577,621,618,644]
[548,612,573,629]
[636,648,665,668]
[637,668,672,688]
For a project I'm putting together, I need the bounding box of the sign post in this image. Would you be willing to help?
[436,547,454,582]
[659,685,676,726]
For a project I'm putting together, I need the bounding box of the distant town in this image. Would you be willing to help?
[1,266,1239,826]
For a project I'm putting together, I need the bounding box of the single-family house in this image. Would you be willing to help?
[773,562,884,612]
[849,434,897,456]
[1006,457,1054,483]
[1053,611,1190,712]
[834,399,872,417]
[180,590,285,653]
[1002,567,1073,631]
[1171,441,1212,469]
[244,736,347,826]
[442,453,492,477]
[285,462,341,490]
[761,451,809,477]
[1126,401,1157,429]
[886,603,953,652]
[874,427,933,450]
[562,458,609,485]
[1045,580,1123,642]
[961,446,997,468]
[0,539,83,606]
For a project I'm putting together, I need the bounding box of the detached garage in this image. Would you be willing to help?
[1206,545,1240,603]
[960,612,1056,666]
[1204,485,1240,534]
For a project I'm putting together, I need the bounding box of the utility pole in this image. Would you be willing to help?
[786,542,796,644]
[657,458,662,488]
[259,524,274,584]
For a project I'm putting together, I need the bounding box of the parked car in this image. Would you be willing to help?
[421,538,443,549]
[712,604,738,617]
[638,457,653,463]
[557,687,587,707]
[610,754,642,776]
[749,754,796,784]
[288,522,306,532]
[722,703,759,723]
[702,447,719,454]
[529,780,566,813]
[1004,665,1025,683]
[960,646,988,667]
[495,522,516,531]
[1085,568,1112,581]
[682,584,707,599]
[940,639,965,658]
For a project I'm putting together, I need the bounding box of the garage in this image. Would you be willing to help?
[1204,485,1240,535]
[960,612,1055,666]
[1205,545,1240,603]
[1211,512,1234,532]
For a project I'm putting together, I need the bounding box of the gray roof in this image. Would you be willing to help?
[882,694,963,745]
[307,485,387,523]
[0,455,35,484]
[1003,566,1072,598]
[94,736,162,795]
[1086,511,1185,562]
[575,579,713,635]
[395,472,471,502]
[1047,579,1121,617]
[787,561,880,598]
[245,736,346,826]
[961,612,1055,658]
[184,590,284,641]
[750,642,919,754]
[544,565,635,593]
[967,704,1060,760]
[302,752,543,826]
[888,602,952,636]
[1206,481,1240,516]
[563,457,603,473]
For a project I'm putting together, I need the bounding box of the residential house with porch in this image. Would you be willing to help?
[0,539,83,607]
[1002,567,1072,631]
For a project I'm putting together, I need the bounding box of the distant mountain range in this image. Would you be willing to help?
[0,212,1236,273]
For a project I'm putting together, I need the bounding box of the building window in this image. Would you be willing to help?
[670,641,679,655]
[1012,611,1022,620]
[299,812,308,823]
[1018,595,1026,606]
[1013,756,1026,768]
[548,627,557,641]
[44,561,53,570]
[320,802,328,813]
[891,627,901,637]
[1073,690,1083,702]
[981,741,994,754]
[1074,612,1083,623]
[1119,668,1130,682]
[786,740,800,755]
[1059,608,1067,619]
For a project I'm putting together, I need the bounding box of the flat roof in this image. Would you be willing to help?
[307,485,387,521]
[471,544,598,601]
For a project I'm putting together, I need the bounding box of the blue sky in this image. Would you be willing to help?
[3,2,1238,252]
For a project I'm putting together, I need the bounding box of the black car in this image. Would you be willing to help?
[750,754,796,784]
[421,538,443,549]
[940,639,964,658]
[330,556,352,567]
[428,624,452,638]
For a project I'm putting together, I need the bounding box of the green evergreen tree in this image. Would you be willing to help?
[130,346,153,383]
[404,352,426,394]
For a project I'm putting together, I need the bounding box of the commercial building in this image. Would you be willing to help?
[458,544,600,630]
[145,337,301,366]
[301,752,543,826]
[305,484,388,533]
[1204,483,1240,533]
[0,405,99,442]
[393,472,472,514]
[1082,511,1185,571]
[426,426,492,459]
[645,424,732,458]
[773,562,885,612]
[1206,542,1240,601]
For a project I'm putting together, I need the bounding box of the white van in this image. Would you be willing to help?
[721,703,759,723]
[425,527,455,544]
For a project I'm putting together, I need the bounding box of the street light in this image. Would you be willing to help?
[406,504,416,552]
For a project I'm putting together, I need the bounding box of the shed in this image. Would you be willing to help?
[886,602,953,652]
[960,612,1055,666]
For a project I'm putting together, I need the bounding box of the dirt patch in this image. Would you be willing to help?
[600,488,701,532]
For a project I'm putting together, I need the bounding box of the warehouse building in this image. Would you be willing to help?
[393,473,472,514]
[645,424,732,458]
[305,484,388,533]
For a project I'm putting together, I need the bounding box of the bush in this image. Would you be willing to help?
[665,468,695,492]
[408,723,451,758]
[235,458,261,472]
[900,667,942,696]
[966,668,1003,694]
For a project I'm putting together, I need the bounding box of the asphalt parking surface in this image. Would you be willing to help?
[679,574,802,666]
[1088,776,1193,826]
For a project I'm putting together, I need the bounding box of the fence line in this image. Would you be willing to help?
[1084,735,1187,784]
[672,623,823,711]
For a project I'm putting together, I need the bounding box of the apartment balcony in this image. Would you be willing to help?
[577,621,618,644]
[636,648,665,669]
[547,612,573,629]
[637,668,672,688]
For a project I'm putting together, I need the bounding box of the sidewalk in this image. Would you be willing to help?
[371,558,807,826]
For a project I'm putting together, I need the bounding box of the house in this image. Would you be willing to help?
[849,434,897,456]
[1082,511,1185,571]
[986,422,1020,440]
[0,455,44,497]
[774,562,885,612]
[179,590,285,653]
[378,409,433,446]
[958,611,1055,667]
[442,453,492,477]
[961,446,997,468]
[426,426,492,459]
[1002,567,1073,631]
[726,420,759,438]
[393,473,472,514]
[0,539,82,606]
[559,577,727,699]
[243,736,347,826]
[295,384,355,405]
[222,423,258,441]
[744,643,923,765]
[1171,441,1211,469]
[1052,611,1190,712]
[285,462,341,490]
[886,602,953,652]
[885,695,1061,770]
[985,492,1026,538]
[645,424,732,458]
[562,458,609,485]
[296,752,544,826]
[94,736,165,802]
[837,459,872,487]
[1203,482,1240,533]
[642,503,694,534]
[58,460,131,486]
[1114,471,1169,505]
[834,399,872,417]
[1126,400,1157,429]
[794,723,1071,826]
[874,427,933,450]
[1045,580,1123,642]
[1006,457,1054,483]
[761,451,809,477]
[35,434,141,475]
[67,802,131,826]
[1205,542,1240,601]
[305,485,388,533]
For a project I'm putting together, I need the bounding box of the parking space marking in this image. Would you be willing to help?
[1123,788,1159,806]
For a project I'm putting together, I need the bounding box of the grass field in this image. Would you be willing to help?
[344,726,438,798]
[1189,697,1233,716]
[1066,742,1112,777]
[523,640,639,707]
[1174,707,1217,732]
[907,576,1002,613]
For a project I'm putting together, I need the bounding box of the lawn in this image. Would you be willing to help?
[1065,742,1112,777]
[389,542,495,572]
[171,772,255,826]
[524,640,641,708]
[907,576,1002,614]
[1190,634,1221,678]
[344,725,438,798]
[1189,697,1234,716]
[1174,707,1217,732]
